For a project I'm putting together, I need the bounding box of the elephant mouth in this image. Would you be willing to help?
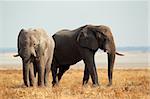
[35,57,39,61]
[34,56,40,61]
[101,48,108,53]
[30,55,39,61]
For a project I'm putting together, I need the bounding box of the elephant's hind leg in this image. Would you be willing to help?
[51,65,58,87]
[82,50,99,87]
[58,65,70,82]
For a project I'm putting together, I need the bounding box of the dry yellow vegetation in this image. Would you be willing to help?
[0,68,150,99]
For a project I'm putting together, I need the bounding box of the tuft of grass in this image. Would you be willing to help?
[0,68,150,99]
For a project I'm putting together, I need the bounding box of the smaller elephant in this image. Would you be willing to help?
[14,28,55,87]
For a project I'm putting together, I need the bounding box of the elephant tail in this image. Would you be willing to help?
[115,52,124,56]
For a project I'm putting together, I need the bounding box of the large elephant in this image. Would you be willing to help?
[14,28,55,87]
[51,25,123,86]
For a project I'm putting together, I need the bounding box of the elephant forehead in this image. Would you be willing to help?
[99,25,111,31]
[29,36,40,45]
[30,28,49,38]
[98,26,112,36]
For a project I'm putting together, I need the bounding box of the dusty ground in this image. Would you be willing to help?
[0,68,150,99]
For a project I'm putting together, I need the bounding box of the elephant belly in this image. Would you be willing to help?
[56,52,82,66]
[54,37,82,66]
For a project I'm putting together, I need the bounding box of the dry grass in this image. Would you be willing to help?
[0,68,150,99]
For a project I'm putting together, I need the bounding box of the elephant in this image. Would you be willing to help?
[14,28,55,87]
[51,25,123,87]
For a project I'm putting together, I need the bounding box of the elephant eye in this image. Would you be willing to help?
[33,43,36,47]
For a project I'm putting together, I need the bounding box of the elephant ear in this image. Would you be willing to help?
[76,26,99,51]
[18,29,26,54]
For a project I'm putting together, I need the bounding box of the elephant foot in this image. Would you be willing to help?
[52,82,59,87]
[25,84,30,87]
[30,81,35,87]
[92,83,100,87]
[82,80,88,85]
[52,83,59,88]
[38,84,44,87]
[82,81,89,87]
[24,81,30,87]
[30,83,35,87]
[107,83,112,87]
[44,83,48,87]
[52,83,59,87]
[38,82,44,87]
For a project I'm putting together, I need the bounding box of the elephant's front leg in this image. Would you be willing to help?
[29,63,35,86]
[82,65,90,86]
[82,50,99,87]
[37,59,45,87]
[23,61,30,87]
[84,61,99,86]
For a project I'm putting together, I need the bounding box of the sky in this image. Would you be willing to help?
[0,0,149,48]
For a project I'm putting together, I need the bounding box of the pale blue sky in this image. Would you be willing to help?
[0,1,149,48]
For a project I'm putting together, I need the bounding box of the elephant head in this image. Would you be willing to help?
[77,25,123,85]
[17,29,37,58]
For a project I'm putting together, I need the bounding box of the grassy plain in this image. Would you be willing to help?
[0,68,150,99]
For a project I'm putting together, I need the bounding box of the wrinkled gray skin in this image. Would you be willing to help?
[52,25,123,87]
[15,28,55,87]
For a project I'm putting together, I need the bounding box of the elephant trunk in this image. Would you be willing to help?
[23,61,30,87]
[107,52,115,86]
[107,40,116,86]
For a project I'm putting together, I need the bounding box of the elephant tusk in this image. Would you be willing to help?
[13,54,19,57]
[115,52,124,56]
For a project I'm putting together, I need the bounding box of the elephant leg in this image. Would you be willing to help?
[22,60,30,87]
[82,65,90,85]
[29,63,35,86]
[44,64,50,86]
[82,50,99,87]
[85,61,99,87]
[38,66,45,87]
[58,65,70,82]
[51,65,58,87]
[82,64,100,86]
[37,60,45,87]
[92,63,99,86]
